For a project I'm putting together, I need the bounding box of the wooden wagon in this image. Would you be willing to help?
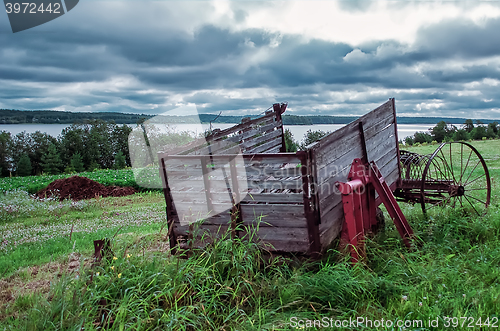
[157,99,402,256]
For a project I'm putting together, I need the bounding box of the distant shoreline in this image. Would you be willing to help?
[0,109,498,125]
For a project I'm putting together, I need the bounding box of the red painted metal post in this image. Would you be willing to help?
[337,158,414,264]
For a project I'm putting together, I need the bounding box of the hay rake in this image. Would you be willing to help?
[396,142,491,215]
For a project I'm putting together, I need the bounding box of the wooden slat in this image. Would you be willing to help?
[209,113,275,141]
[244,165,302,178]
[174,223,309,252]
[241,216,306,228]
[374,146,398,171]
[240,204,305,225]
[241,193,304,203]
[240,129,282,150]
[247,179,303,191]
[309,100,394,154]
[244,226,309,244]
[169,179,232,192]
[174,201,233,215]
[245,138,283,154]
[319,204,344,249]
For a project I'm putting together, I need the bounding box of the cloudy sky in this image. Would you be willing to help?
[2,1,500,118]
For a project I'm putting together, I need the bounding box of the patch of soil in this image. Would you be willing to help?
[36,176,136,201]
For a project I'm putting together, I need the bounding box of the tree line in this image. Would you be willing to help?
[404,119,499,145]
[1,117,497,177]
[0,120,132,177]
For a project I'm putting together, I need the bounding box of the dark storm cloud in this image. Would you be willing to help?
[2,2,500,118]
[415,18,500,59]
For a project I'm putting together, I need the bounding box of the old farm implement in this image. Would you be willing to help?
[395,143,491,215]
[157,99,491,258]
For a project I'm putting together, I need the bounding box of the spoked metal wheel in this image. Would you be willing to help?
[420,142,491,216]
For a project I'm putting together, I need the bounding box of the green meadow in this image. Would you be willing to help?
[0,140,499,330]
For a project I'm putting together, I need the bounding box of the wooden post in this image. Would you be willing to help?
[297,151,321,258]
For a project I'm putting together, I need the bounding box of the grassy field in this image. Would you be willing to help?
[0,140,499,330]
[0,169,140,194]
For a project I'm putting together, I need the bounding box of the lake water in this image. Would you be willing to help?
[0,123,433,141]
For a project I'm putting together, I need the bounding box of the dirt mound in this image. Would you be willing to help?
[36,176,136,200]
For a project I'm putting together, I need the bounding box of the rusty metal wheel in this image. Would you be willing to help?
[420,142,491,216]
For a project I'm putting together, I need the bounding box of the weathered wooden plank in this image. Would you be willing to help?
[378,157,399,180]
[367,133,396,164]
[266,145,283,153]
[363,116,395,142]
[169,179,232,192]
[188,141,241,156]
[316,156,399,221]
[313,121,395,177]
[157,113,280,156]
[365,125,395,156]
[314,136,363,174]
[309,100,394,154]
[173,201,233,215]
[255,240,309,253]
[240,129,282,150]
[243,226,309,243]
[245,138,283,154]
[247,179,303,191]
[319,205,344,250]
[374,146,398,171]
[241,216,306,228]
[316,148,361,186]
[244,165,302,178]
[241,193,304,203]
[209,113,276,142]
[240,204,306,227]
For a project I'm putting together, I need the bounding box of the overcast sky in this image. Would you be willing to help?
[2,1,500,118]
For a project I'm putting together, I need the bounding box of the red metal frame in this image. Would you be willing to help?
[337,158,414,263]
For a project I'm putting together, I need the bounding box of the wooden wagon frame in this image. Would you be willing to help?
[157,99,403,256]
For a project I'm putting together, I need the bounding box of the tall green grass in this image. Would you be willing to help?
[2,140,500,330]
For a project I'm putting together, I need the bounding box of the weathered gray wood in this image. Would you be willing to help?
[169,179,231,192]
[245,138,283,154]
[309,100,394,154]
[173,201,233,215]
[209,113,275,142]
[175,222,309,252]
[240,129,282,150]
[241,193,304,203]
[246,179,303,191]
[244,165,302,178]
[241,216,306,228]
[157,110,284,157]
[319,205,344,248]
[243,226,309,243]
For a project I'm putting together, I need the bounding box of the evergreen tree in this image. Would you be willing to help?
[70,152,85,172]
[114,151,126,169]
[17,154,32,176]
[0,131,12,177]
[41,144,62,175]
[284,129,299,152]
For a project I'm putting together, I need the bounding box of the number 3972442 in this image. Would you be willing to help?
[5,3,61,14]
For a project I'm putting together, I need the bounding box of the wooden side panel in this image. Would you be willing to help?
[157,104,287,158]
[164,152,310,253]
[308,99,399,251]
